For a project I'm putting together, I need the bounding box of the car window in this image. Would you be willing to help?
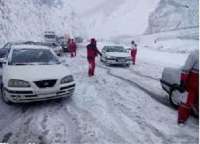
[9,48,60,65]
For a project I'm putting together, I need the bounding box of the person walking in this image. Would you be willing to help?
[86,38,102,77]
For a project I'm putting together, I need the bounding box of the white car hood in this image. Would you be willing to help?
[4,64,71,81]
[106,52,130,58]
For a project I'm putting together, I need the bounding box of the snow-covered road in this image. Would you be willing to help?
[0,46,198,144]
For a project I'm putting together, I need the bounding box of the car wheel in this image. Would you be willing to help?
[169,88,182,108]
[1,86,12,105]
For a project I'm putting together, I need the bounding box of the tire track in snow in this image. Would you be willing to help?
[79,55,170,107]
[96,64,171,108]
[93,69,171,144]
[70,72,130,144]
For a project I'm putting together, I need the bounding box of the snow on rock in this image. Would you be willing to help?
[146,0,198,34]
[0,0,85,46]
[70,0,160,39]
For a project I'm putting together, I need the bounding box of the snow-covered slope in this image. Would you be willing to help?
[0,0,84,45]
[0,0,198,46]
[70,0,160,39]
[146,0,199,33]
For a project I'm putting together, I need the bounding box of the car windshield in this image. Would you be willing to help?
[9,48,60,65]
[104,46,126,52]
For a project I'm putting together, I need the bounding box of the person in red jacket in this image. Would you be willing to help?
[178,49,199,124]
[71,39,77,57]
[131,41,137,65]
[68,39,77,57]
[87,38,102,77]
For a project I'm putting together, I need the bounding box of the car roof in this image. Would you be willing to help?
[12,44,50,50]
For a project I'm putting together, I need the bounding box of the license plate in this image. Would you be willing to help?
[118,59,125,62]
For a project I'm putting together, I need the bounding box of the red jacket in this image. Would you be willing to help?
[131,48,137,57]
[69,42,77,52]
[87,44,101,59]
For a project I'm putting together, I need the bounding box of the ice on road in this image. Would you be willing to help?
[0,46,198,144]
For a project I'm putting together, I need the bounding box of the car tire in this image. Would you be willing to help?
[1,85,12,105]
[169,87,181,108]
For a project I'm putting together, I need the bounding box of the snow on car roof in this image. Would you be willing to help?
[12,44,50,50]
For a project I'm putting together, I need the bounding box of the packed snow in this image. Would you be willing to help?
[0,38,198,143]
[0,0,198,143]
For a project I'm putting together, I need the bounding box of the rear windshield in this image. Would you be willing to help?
[9,48,60,65]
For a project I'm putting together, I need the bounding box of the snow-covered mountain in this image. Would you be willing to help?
[70,0,160,39]
[0,0,84,45]
[0,0,198,45]
[146,0,199,34]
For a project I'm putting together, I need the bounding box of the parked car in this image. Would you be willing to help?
[44,31,57,44]
[75,36,83,43]
[57,36,68,53]
[100,45,131,67]
[43,42,62,56]
[0,43,75,104]
[160,67,198,116]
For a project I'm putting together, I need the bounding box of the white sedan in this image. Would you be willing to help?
[1,44,75,104]
[100,46,131,67]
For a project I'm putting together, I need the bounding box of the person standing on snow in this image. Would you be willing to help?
[178,49,199,124]
[71,39,77,57]
[86,38,102,77]
[68,39,77,57]
[131,40,137,65]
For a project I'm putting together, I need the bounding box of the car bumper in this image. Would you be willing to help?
[4,83,75,103]
[105,59,130,65]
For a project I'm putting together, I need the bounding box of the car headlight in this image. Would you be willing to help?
[8,79,31,87]
[60,75,74,84]
[105,55,115,59]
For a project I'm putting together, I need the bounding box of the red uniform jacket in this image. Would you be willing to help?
[131,48,137,57]
[69,42,77,52]
[87,44,101,60]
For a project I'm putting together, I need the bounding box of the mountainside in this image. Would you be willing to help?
[0,0,198,45]
[0,0,84,45]
[70,0,160,39]
[146,0,199,34]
